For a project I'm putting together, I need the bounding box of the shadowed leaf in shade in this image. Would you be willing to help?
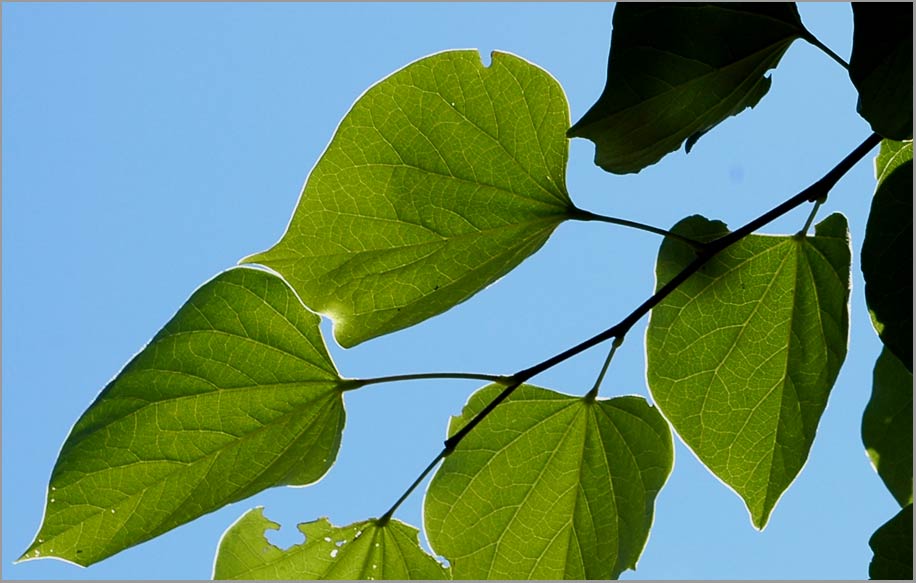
[861,139,913,370]
[869,504,913,580]
[849,3,913,140]
[568,3,807,174]
[862,348,913,507]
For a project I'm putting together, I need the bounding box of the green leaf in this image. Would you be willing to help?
[21,268,346,566]
[567,3,807,174]
[213,507,449,580]
[876,139,913,183]
[849,3,913,140]
[869,504,913,580]
[244,50,575,347]
[646,213,851,529]
[424,384,674,579]
[862,140,913,370]
[862,348,913,507]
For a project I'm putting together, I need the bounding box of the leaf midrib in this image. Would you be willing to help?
[64,376,341,458]
[41,392,342,561]
[276,211,566,262]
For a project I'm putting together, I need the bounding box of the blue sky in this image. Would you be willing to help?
[2,2,900,579]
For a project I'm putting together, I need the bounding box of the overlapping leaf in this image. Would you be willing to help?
[213,507,448,580]
[646,214,850,529]
[849,3,913,140]
[424,384,673,579]
[869,504,913,580]
[862,139,913,370]
[862,348,913,507]
[21,268,347,566]
[568,3,807,174]
[244,50,576,347]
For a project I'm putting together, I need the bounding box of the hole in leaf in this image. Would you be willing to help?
[264,522,306,551]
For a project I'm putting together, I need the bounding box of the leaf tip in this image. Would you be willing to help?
[684,128,711,154]
[238,249,268,267]
[16,540,86,568]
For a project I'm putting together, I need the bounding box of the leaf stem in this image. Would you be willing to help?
[802,31,849,70]
[571,208,708,249]
[586,336,624,401]
[798,200,823,236]
[377,452,446,525]
[341,372,510,392]
[378,132,881,521]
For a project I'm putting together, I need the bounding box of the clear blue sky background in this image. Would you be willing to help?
[2,2,901,579]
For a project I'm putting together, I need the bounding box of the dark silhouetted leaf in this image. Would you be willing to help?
[869,504,913,580]
[862,139,913,370]
[863,348,913,507]
[849,3,913,140]
[646,214,850,529]
[568,3,807,174]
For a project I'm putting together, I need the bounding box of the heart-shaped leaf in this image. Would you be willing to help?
[213,507,448,580]
[568,3,807,174]
[646,213,850,529]
[424,384,673,579]
[244,50,576,347]
[21,268,347,566]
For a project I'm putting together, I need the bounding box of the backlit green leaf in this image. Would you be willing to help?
[849,3,913,140]
[862,348,913,507]
[21,268,346,566]
[646,213,850,529]
[424,384,673,579]
[862,139,913,370]
[869,504,913,580]
[568,3,806,174]
[213,507,449,580]
[244,50,575,347]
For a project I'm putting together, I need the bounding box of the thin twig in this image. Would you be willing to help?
[377,453,445,525]
[798,200,823,236]
[340,372,510,392]
[571,208,708,249]
[586,336,624,401]
[802,31,850,70]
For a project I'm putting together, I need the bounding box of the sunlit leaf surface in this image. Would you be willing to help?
[425,384,673,579]
[245,50,575,347]
[22,268,346,566]
[213,508,448,580]
[646,214,850,528]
